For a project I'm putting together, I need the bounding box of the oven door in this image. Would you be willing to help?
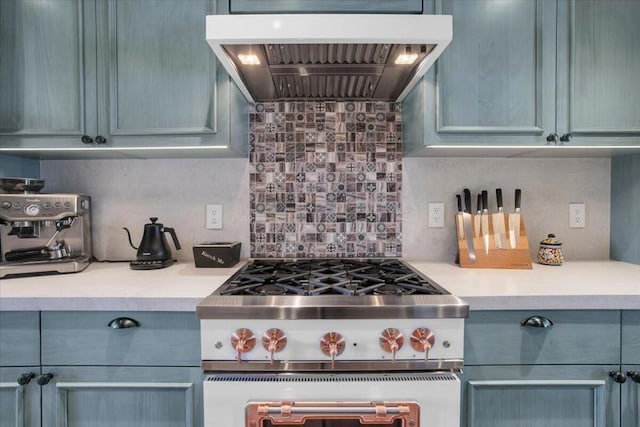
[203,372,460,427]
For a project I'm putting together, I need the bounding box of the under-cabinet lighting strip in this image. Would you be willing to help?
[0,146,228,152]
[426,145,640,149]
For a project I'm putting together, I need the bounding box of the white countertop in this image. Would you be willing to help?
[0,260,638,311]
[407,260,640,310]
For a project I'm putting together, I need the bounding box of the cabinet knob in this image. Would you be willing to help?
[520,316,554,328]
[95,135,107,144]
[81,135,94,144]
[545,133,559,145]
[628,371,640,384]
[108,317,141,329]
[36,373,54,386]
[17,372,35,385]
[609,371,627,384]
[559,133,572,144]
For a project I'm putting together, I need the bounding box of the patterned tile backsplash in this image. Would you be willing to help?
[249,101,402,258]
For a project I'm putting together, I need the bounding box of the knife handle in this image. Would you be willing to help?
[463,189,472,213]
[477,194,482,213]
[481,190,488,212]
[456,194,463,212]
[515,188,522,211]
[496,189,503,209]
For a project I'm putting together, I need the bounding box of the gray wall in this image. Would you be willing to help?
[41,159,250,262]
[41,156,611,263]
[611,154,640,265]
[403,158,611,262]
[0,154,40,178]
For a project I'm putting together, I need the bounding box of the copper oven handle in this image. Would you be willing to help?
[258,404,410,415]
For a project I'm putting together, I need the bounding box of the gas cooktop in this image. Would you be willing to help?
[216,258,444,297]
[198,259,468,320]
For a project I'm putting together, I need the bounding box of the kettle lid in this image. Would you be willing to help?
[146,217,162,226]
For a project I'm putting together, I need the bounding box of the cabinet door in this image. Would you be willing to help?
[622,364,640,427]
[0,367,40,427]
[0,0,98,147]
[404,0,557,151]
[96,0,247,152]
[622,311,640,365]
[556,0,640,145]
[40,366,203,427]
[462,365,619,427]
[230,0,423,13]
[0,311,40,367]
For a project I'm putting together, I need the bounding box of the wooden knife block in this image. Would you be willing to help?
[455,213,532,269]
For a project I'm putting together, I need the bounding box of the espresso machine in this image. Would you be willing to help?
[0,178,92,279]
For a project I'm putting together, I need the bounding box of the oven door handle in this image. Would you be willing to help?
[248,401,419,425]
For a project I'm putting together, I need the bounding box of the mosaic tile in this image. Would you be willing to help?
[250,101,402,258]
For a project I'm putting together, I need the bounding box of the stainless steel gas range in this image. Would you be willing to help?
[197,258,469,427]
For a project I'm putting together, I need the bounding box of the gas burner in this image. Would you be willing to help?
[372,284,415,296]
[252,284,288,296]
[216,259,445,297]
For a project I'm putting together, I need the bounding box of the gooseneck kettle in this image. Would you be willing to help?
[123,217,181,270]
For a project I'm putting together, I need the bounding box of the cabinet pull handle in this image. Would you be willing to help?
[545,133,559,145]
[36,373,54,386]
[108,317,141,329]
[81,135,94,144]
[559,133,572,144]
[95,135,107,144]
[628,371,640,384]
[609,371,627,384]
[17,372,35,385]
[520,316,554,328]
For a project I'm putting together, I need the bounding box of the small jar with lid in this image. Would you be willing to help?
[537,234,564,265]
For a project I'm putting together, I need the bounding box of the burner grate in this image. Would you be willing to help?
[216,259,444,297]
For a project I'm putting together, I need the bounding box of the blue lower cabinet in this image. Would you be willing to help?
[622,365,640,427]
[0,367,41,427]
[461,365,619,427]
[40,367,203,427]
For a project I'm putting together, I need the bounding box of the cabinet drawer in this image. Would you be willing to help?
[622,310,640,364]
[464,310,620,365]
[0,311,40,367]
[41,311,200,366]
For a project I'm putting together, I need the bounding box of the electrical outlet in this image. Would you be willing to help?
[569,203,585,228]
[206,204,223,229]
[428,202,445,228]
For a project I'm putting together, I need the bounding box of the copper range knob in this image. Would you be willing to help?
[320,332,345,369]
[261,328,287,364]
[231,328,256,363]
[410,327,435,362]
[379,328,404,362]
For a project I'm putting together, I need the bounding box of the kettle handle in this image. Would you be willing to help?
[164,227,181,250]
[122,227,138,250]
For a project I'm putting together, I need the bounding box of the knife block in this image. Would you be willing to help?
[455,213,532,269]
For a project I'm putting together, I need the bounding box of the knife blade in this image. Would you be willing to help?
[492,188,507,249]
[481,190,490,255]
[474,193,482,238]
[463,189,476,262]
[456,194,465,240]
[509,188,522,249]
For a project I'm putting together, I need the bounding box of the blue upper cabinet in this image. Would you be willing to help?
[556,0,640,145]
[0,0,98,143]
[230,0,423,14]
[0,0,248,157]
[404,0,640,151]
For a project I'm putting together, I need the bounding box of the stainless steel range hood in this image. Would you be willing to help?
[206,14,452,103]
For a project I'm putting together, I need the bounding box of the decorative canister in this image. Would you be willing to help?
[537,234,564,265]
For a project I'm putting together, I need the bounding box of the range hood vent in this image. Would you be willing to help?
[206,14,452,102]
